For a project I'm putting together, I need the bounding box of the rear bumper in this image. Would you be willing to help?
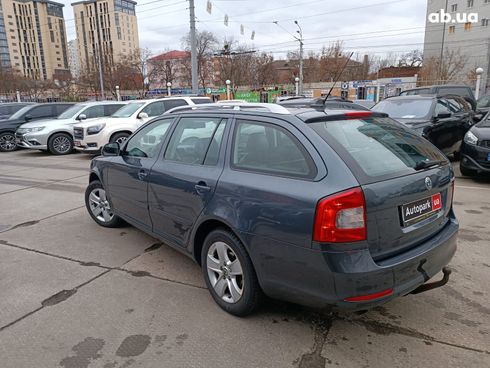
[247,213,458,310]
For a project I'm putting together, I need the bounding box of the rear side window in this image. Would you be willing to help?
[310,117,447,183]
[142,101,165,117]
[165,117,226,165]
[438,87,472,98]
[83,105,105,119]
[104,104,125,116]
[191,98,212,105]
[163,99,188,111]
[55,104,73,115]
[232,120,316,179]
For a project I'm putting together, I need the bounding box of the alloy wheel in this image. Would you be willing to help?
[115,136,128,144]
[52,135,72,154]
[0,133,17,151]
[206,241,244,303]
[88,188,114,223]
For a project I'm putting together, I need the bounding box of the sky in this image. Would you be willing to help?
[57,0,429,59]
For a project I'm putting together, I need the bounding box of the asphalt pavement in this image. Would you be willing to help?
[0,150,489,368]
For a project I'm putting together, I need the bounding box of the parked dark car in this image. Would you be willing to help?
[399,85,477,110]
[372,95,474,158]
[476,94,490,114]
[0,102,35,120]
[0,103,74,152]
[85,103,457,316]
[460,112,490,176]
[278,97,371,111]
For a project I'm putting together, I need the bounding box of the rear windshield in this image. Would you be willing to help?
[310,117,447,183]
[372,99,433,119]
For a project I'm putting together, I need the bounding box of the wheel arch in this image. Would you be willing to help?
[110,130,133,142]
[191,217,246,266]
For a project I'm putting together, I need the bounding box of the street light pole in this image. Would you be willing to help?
[294,77,300,96]
[96,44,105,100]
[189,0,198,94]
[226,79,231,100]
[475,67,484,100]
[167,82,172,96]
[294,20,304,95]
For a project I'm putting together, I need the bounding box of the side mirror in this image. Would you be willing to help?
[138,112,149,119]
[24,114,33,122]
[435,112,451,119]
[77,114,87,121]
[101,142,120,156]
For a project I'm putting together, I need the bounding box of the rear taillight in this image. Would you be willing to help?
[313,187,367,243]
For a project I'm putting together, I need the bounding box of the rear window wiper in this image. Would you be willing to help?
[414,159,444,170]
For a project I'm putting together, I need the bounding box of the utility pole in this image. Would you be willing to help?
[438,0,449,82]
[96,44,105,100]
[189,0,198,94]
[294,21,304,95]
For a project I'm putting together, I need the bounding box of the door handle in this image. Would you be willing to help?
[138,169,149,181]
[195,181,211,195]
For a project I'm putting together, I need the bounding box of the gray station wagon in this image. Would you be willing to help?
[85,103,458,316]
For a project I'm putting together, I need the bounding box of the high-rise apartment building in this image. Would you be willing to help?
[67,39,81,78]
[72,0,140,74]
[0,0,70,80]
[423,0,490,94]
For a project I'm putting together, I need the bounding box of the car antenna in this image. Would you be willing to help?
[323,52,354,104]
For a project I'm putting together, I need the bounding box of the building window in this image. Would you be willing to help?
[464,22,472,31]
[482,18,490,26]
[467,0,473,7]
[451,4,457,11]
[448,25,456,33]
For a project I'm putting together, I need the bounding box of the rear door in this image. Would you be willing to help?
[426,99,464,154]
[148,115,229,247]
[310,116,454,260]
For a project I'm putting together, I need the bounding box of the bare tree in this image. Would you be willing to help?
[182,30,219,89]
[398,50,423,67]
[418,49,468,85]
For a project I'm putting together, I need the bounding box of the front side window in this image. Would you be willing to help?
[105,104,125,116]
[30,105,53,118]
[232,120,316,178]
[83,105,105,119]
[165,117,226,165]
[141,101,165,117]
[123,118,173,158]
[112,102,145,118]
[434,101,451,116]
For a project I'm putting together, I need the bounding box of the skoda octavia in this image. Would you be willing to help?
[85,103,458,316]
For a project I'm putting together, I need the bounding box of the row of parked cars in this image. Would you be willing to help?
[0,96,211,154]
[277,85,490,177]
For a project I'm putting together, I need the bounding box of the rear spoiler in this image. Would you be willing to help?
[304,111,389,124]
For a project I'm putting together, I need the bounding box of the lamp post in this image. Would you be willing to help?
[226,79,231,100]
[115,85,120,101]
[294,77,300,96]
[475,67,484,100]
[294,20,304,95]
[167,82,172,96]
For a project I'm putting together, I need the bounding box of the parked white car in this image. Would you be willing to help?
[15,101,127,155]
[73,96,211,153]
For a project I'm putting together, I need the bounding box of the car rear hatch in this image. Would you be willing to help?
[308,112,454,260]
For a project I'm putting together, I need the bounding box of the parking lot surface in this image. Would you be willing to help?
[0,150,489,368]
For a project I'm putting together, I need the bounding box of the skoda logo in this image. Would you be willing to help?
[425,177,433,190]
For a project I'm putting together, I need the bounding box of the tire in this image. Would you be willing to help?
[48,132,73,155]
[85,180,124,228]
[460,162,475,177]
[109,132,130,145]
[0,131,18,152]
[201,228,262,316]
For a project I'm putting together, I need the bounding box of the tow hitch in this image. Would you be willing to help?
[410,267,452,295]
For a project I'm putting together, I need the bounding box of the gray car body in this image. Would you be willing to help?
[88,108,458,309]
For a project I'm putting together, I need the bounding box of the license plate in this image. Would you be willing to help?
[74,140,81,147]
[401,193,442,226]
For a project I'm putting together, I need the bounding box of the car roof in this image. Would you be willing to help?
[384,95,437,100]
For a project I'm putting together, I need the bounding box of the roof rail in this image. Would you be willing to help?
[165,102,291,115]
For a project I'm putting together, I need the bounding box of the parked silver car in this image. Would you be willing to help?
[16,101,127,155]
